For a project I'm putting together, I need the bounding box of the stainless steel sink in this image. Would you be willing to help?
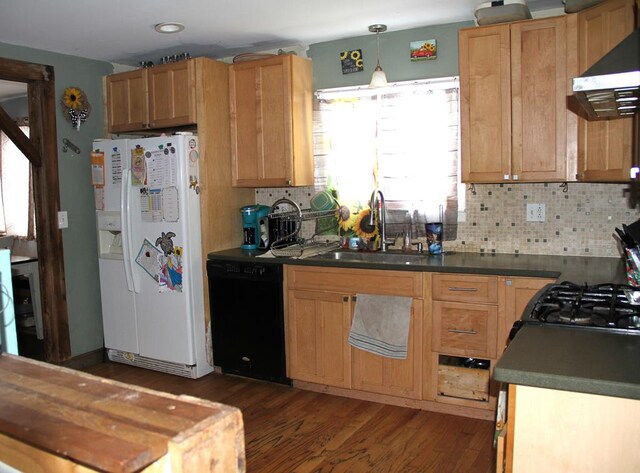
[314,250,429,265]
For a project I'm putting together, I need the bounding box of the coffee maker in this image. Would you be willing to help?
[240,205,270,250]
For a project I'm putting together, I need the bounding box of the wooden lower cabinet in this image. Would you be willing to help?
[504,384,640,473]
[352,299,423,399]
[285,266,555,418]
[287,289,352,388]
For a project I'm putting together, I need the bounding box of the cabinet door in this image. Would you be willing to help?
[500,277,555,354]
[106,69,148,133]
[460,24,512,183]
[511,17,568,182]
[230,56,292,187]
[576,0,635,181]
[147,60,197,129]
[352,299,423,399]
[287,289,351,388]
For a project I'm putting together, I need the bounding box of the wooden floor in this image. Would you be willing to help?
[82,362,496,473]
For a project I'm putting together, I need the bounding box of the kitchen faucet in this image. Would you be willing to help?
[369,188,394,252]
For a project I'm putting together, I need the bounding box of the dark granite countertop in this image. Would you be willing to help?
[494,325,640,400]
[207,247,627,284]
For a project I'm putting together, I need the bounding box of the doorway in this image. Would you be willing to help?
[0,57,70,362]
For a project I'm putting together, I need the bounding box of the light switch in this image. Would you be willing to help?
[58,211,68,229]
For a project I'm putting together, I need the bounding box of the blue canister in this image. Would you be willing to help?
[349,237,360,250]
[426,222,443,255]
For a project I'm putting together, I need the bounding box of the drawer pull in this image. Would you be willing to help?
[447,329,478,335]
[448,287,479,292]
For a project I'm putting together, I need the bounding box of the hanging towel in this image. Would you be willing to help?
[348,294,412,359]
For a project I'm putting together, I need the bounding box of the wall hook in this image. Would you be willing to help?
[560,182,568,193]
[62,138,81,154]
[467,183,476,195]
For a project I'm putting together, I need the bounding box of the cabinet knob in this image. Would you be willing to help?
[512,174,519,180]
[503,174,510,180]
[343,296,349,302]
[286,179,292,186]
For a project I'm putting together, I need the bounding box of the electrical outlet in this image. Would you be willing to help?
[526,203,545,222]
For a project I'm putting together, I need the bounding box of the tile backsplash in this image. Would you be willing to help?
[256,183,640,258]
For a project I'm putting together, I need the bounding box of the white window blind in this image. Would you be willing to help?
[314,77,461,240]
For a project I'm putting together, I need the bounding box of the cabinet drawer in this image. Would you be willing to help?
[286,265,422,298]
[432,274,498,304]
[432,301,498,358]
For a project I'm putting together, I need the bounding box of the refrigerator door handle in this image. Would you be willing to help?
[120,170,135,293]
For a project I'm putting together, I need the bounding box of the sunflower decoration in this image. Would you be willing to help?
[340,49,364,74]
[60,86,91,130]
[353,208,379,240]
[336,205,355,234]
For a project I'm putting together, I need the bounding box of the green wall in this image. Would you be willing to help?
[308,21,473,90]
[0,42,114,356]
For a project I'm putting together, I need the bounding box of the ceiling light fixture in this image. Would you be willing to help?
[369,24,388,88]
[154,22,185,34]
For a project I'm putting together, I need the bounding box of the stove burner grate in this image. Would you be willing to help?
[526,282,640,331]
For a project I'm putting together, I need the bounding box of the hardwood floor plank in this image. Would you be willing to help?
[82,362,495,472]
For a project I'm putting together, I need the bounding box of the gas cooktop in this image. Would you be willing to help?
[518,282,640,335]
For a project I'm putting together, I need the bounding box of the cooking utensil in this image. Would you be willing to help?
[624,219,640,246]
[616,227,635,248]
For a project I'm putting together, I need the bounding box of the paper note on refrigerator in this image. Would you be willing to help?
[135,239,162,282]
[110,149,122,184]
[131,147,146,186]
[90,151,105,186]
[140,188,163,223]
[145,148,178,189]
[162,187,179,222]
[94,186,104,210]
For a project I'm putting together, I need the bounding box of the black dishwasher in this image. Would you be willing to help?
[207,259,290,385]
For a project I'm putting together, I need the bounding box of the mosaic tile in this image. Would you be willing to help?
[255,183,640,258]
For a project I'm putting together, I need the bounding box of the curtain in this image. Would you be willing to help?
[0,118,35,239]
[314,78,461,241]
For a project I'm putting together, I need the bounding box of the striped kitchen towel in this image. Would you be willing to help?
[348,294,412,359]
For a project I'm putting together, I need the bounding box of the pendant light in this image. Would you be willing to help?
[369,24,388,88]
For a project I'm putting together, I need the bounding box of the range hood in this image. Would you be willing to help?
[572,28,640,119]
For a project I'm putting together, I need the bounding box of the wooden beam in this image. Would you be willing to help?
[29,77,71,363]
[0,104,42,167]
[0,57,52,82]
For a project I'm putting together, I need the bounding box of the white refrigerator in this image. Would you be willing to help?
[93,134,212,378]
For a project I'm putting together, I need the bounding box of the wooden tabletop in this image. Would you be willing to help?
[0,354,245,472]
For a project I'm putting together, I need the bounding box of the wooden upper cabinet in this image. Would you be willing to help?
[229,55,314,187]
[460,24,512,183]
[575,0,635,181]
[147,60,197,129]
[511,17,568,182]
[460,16,571,183]
[105,60,197,133]
[105,69,148,133]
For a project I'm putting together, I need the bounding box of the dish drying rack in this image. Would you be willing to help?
[269,198,340,258]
